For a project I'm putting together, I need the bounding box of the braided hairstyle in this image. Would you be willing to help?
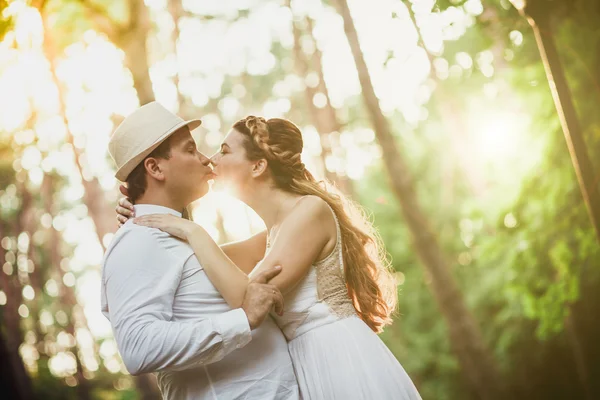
[239,116,310,186]
[232,116,397,333]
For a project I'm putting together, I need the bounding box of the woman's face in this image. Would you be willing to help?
[210,129,257,196]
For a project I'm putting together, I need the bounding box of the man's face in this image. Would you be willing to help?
[159,127,214,204]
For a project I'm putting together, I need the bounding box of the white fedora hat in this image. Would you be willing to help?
[108,102,202,181]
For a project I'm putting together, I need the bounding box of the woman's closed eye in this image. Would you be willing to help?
[219,144,230,155]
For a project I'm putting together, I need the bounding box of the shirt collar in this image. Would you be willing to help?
[133,204,183,218]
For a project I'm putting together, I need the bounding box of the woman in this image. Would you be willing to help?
[117,116,421,399]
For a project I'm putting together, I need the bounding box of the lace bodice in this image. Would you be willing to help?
[269,204,356,340]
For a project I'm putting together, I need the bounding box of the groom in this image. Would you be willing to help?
[101,102,299,399]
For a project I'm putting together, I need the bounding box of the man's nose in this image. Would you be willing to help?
[199,153,212,167]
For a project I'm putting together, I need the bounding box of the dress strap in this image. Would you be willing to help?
[267,197,345,274]
[324,203,344,274]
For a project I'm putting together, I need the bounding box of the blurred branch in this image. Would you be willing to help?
[30,0,48,11]
[74,0,155,103]
[126,0,144,33]
[179,9,247,23]
[167,0,188,114]
[41,11,117,250]
[181,11,218,20]
[75,0,125,42]
[402,0,487,198]
[0,193,34,400]
[287,1,354,195]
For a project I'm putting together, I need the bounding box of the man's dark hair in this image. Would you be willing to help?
[126,136,174,203]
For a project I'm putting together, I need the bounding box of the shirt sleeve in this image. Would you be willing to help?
[103,228,252,376]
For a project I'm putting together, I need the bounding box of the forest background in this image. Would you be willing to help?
[0,0,599,399]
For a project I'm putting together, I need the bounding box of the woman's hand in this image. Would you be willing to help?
[133,213,200,240]
[116,184,134,228]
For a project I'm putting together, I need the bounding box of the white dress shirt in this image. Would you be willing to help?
[101,204,299,399]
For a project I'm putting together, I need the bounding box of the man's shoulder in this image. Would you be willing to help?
[107,221,163,250]
[106,222,194,263]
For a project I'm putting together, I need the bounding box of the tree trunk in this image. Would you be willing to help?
[116,0,155,105]
[167,0,209,132]
[167,0,187,112]
[565,307,592,399]
[0,222,34,400]
[521,4,600,244]
[0,328,31,400]
[14,179,49,367]
[331,0,507,398]
[288,4,354,195]
[40,174,94,400]
[41,13,117,251]
[40,4,161,397]
[74,0,155,105]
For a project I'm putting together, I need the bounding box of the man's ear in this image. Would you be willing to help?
[251,159,268,178]
[144,157,166,182]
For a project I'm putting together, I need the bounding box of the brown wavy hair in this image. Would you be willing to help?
[232,116,397,332]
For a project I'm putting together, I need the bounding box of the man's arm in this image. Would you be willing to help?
[103,228,252,375]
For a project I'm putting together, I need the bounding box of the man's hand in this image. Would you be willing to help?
[241,266,284,330]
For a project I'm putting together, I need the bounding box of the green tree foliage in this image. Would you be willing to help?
[352,0,600,398]
[1,0,599,399]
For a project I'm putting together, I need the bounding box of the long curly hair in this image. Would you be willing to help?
[232,116,397,333]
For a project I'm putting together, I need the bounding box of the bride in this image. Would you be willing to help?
[117,116,421,399]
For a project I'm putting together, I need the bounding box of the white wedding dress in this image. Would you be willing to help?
[270,207,421,400]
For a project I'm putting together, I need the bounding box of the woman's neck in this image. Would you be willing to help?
[245,184,299,230]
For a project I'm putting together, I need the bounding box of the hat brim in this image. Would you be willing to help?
[115,118,202,181]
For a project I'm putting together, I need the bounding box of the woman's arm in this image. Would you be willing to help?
[134,196,335,307]
[186,228,252,308]
[220,231,267,274]
[114,192,266,275]
[132,214,253,309]
[115,185,264,275]
[249,197,336,294]
[189,197,335,301]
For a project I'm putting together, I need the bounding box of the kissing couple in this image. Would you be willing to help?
[101,102,421,399]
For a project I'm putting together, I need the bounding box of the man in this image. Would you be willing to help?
[101,102,299,399]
